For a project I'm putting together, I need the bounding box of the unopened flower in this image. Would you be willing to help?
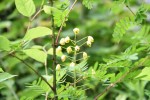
[56,46,62,53]
[73,28,80,34]
[61,55,66,62]
[92,69,96,75]
[56,64,61,71]
[70,62,75,67]
[60,38,65,45]
[88,36,94,42]
[83,52,88,59]
[65,36,70,43]
[75,46,80,51]
[67,46,72,54]
[86,41,92,47]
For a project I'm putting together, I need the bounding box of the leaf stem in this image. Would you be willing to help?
[26,1,44,33]
[94,56,149,100]
[73,34,77,87]
[55,0,78,45]
[7,84,19,100]
[10,53,54,93]
[43,47,48,100]
[125,4,135,16]
[49,0,57,99]
[30,9,42,22]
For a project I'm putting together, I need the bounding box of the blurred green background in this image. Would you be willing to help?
[0,0,150,100]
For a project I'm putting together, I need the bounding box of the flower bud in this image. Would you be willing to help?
[75,46,80,51]
[67,46,72,54]
[73,28,79,34]
[60,38,65,45]
[83,52,88,60]
[86,41,92,47]
[65,36,70,43]
[92,69,96,75]
[70,62,75,67]
[61,55,66,62]
[56,46,62,53]
[88,36,94,42]
[56,64,61,71]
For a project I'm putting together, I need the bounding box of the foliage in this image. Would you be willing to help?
[0,0,150,100]
[82,0,97,9]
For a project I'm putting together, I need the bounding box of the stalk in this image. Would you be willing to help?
[73,34,77,87]
[49,0,57,99]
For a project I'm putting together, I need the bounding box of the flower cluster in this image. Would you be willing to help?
[56,28,94,70]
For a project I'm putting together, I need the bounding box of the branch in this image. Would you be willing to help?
[55,0,78,45]
[30,9,43,22]
[49,0,57,99]
[94,57,149,100]
[125,4,135,16]
[10,53,54,93]
[27,0,44,31]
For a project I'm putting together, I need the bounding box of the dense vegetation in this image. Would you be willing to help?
[0,0,150,100]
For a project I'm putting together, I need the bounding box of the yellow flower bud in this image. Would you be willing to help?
[92,69,96,75]
[66,46,72,54]
[73,28,79,34]
[86,41,91,47]
[83,52,88,60]
[65,36,70,43]
[56,64,61,71]
[61,55,66,62]
[75,46,80,51]
[56,46,62,53]
[60,38,65,45]
[70,62,75,67]
[88,36,94,42]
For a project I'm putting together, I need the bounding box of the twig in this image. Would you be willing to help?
[10,53,54,93]
[49,0,57,99]
[125,4,136,16]
[55,0,78,45]
[8,85,19,100]
[43,47,49,100]
[94,56,149,100]
[26,0,44,31]
[30,9,43,22]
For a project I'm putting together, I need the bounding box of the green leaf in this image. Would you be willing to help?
[24,27,52,41]
[0,68,4,72]
[43,5,52,15]
[128,53,138,60]
[82,0,97,9]
[113,17,135,43]
[145,90,150,97]
[135,5,147,24]
[20,77,52,99]
[54,0,70,10]
[23,49,47,63]
[0,36,10,51]
[15,0,35,17]
[53,9,69,27]
[136,67,150,80]
[48,48,63,57]
[0,73,17,82]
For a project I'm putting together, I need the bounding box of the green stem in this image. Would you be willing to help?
[49,0,57,99]
[10,53,54,92]
[73,34,77,87]
[55,0,78,45]
[8,85,19,100]
[125,4,135,16]
[76,36,88,43]
[43,48,48,100]
[94,56,149,100]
